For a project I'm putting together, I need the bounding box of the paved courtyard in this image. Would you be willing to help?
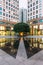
[16,38,27,59]
[0,37,43,65]
[0,49,43,65]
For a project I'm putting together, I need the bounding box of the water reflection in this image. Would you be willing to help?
[0,37,43,58]
[0,38,20,58]
[24,38,43,49]
[24,38,43,58]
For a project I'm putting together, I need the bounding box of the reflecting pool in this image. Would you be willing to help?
[0,38,20,58]
[24,38,43,58]
[0,37,43,58]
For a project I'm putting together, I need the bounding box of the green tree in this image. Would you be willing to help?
[13,22,30,36]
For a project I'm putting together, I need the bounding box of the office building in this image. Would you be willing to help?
[28,0,43,20]
[27,0,43,35]
[0,0,19,35]
[27,0,43,47]
[19,9,27,23]
[0,0,19,22]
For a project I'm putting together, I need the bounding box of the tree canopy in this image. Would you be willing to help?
[13,22,30,33]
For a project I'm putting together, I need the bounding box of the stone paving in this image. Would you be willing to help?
[0,49,43,65]
[0,38,43,65]
[16,38,27,59]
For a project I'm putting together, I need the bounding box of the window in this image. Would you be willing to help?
[0,7,2,10]
[28,2,29,4]
[39,14,42,17]
[30,4,32,7]
[30,13,32,16]
[28,14,29,16]
[28,18,29,20]
[6,2,8,4]
[9,7,10,10]
[9,0,10,2]
[9,11,10,14]
[33,16,35,18]
[36,10,38,14]
[33,2,35,6]
[11,16,13,18]
[28,6,29,8]
[36,6,38,9]
[33,7,35,10]
[3,9,5,11]
[9,15,10,17]
[0,16,2,20]
[11,8,13,11]
[6,6,8,9]
[9,3,10,6]
[36,15,38,18]
[11,5,13,7]
[0,12,2,15]
[30,0,32,2]
[30,17,32,19]
[33,11,35,15]
[30,8,32,11]
[39,19,43,22]
[28,10,29,12]
[36,1,38,4]
[6,14,8,17]
[3,13,5,16]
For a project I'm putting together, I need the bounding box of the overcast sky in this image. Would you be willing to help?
[19,0,27,9]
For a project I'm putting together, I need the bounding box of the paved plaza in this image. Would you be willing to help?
[16,38,27,59]
[0,37,43,65]
[0,49,43,65]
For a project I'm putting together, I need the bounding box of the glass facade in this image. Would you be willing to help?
[29,19,43,35]
[0,7,2,10]
[0,12,2,15]
[39,19,43,22]
[0,21,15,36]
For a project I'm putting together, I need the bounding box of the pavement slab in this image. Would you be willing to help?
[16,38,27,59]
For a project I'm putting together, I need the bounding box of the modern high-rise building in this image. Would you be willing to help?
[19,9,27,23]
[0,0,19,22]
[27,0,43,36]
[28,0,43,20]
[0,0,19,36]
[27,0,43,45]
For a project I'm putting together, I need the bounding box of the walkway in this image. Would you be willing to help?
[0,49,43,65]
[16,38,27,59]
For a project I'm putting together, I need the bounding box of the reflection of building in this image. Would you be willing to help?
[19,9,27,23]
[28,38,43,49]
[27,0,43,35]
[0,0,19,36]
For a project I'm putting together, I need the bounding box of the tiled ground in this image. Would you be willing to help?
[0,49,43,65]
[16,38,27,59]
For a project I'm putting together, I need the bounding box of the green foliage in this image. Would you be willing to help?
[13,22,30,33]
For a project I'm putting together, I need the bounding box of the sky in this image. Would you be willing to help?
[19,0,27,9]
